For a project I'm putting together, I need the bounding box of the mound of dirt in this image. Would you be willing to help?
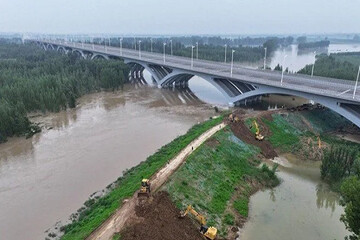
[120,191,204,240]
[229,119,277,159]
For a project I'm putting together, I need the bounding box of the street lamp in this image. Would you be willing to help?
[104,38,107,53]
[231,50,235,77]
[280,55,288,86]
[353,65,360,99]
[120,38,123,56]
[134,37,136,50]
[150,38,153,53]
[163,42,166,63]
[263,47,267,70]
[92,36,94,50]
[170,39,173,56]
[196,42,199,60]
[224,44,227,63]
[191,45,195,69]
[311,51,316,77]
[138,40,142,59]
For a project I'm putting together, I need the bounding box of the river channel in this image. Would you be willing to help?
[0,85,216,240]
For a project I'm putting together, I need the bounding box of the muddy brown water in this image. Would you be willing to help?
[0,85,216,240]
[239,154,350,240]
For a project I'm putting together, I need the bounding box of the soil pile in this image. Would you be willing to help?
[228,117,277,159]
[120,191,203,240]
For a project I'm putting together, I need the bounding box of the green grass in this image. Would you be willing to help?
[164,129,279,236]
[233,197,249,217]
[262,114,301,152]
[112,233,121,240]
[60,116,224,240]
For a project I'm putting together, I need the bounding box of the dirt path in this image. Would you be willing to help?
[86,122,226,240]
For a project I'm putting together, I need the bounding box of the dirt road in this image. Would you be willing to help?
[86,122,226,240]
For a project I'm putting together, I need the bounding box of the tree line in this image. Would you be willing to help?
[320,144,360,239]
[0,40,129,143]
[86,36,294,63]
[298,53,360,80]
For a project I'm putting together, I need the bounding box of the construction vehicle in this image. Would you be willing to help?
[252,120,264,141]
[137,179,151,198]
[179,205,217,240]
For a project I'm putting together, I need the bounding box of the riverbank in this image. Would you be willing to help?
[57,115,224,240]
[115,107,359,240]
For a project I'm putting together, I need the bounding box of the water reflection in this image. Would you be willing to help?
[316,183,339,213]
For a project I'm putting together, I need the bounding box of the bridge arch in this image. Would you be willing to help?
[90,53,109,60]
[72,49,86,59]
[231,84,360,128]
[124,60,161,83]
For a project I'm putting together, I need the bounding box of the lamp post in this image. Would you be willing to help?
[191,45,195,69]
[138,40,142,59]
[92,36,94,50]
[224,44,227,63]
[170,39,173,56]
[163,42,166,63]
[134,37,136,50]
[231,50,235,77]
[263,47,267,70]
[280,55,288,86]
[150,38,153,53]
[104,38,107,53]
[196,42,199,60]
[353,65,360,99]
[311,51,316,77]
[120,38,123,56]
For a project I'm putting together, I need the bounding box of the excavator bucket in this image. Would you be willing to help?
[137,191,150,198]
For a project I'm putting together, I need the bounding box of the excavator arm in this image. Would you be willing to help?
[181,205,207,225]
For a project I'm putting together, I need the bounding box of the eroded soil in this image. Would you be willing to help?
[119,191,204,240]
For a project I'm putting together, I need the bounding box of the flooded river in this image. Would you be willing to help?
[0,85,216,240]
[240,155,350,240]
[0,57,353,239]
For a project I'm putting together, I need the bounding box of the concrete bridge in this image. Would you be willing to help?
[32,39,360,127]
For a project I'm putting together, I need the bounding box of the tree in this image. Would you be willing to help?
[297,36,307,44]
[340,176,360,240]
[321,145,358,182]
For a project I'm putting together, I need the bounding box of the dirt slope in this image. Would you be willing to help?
[120,191,204,240]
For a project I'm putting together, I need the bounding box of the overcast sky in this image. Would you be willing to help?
[0,0,359,35]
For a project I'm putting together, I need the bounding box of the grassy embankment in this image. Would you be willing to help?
[60,116,224,240]
[246,110,355,158]
[164,128,279,238]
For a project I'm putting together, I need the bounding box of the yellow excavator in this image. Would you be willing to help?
[137,179,151,198]
[179,205,217,240]
[252,120,264,141]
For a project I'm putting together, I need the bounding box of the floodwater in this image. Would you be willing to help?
[269,43,360,72]
[240,155,350,240]
[0,46,355,239]
[0,85,216,240]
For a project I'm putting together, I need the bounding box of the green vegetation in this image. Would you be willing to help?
[262,114,301,152]
[321,145,358,183]
[340,176,360,240]
[105,36,293,64]
[298,52,360,80]
[60,116,224,240]
[164,129,279,237]
[0,40,129,143]
[298,40,330,49]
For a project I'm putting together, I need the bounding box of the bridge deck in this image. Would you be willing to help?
[36,40,360,104]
